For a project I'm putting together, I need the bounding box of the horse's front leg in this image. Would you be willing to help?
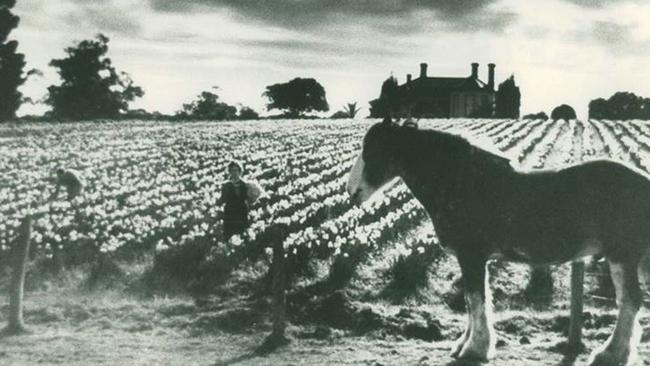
[588,259,643,366]
[453,252,496,361]
[450,306,471,358]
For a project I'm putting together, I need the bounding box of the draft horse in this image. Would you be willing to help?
[347,119,650,365]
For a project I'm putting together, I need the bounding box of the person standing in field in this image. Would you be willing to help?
[220,160,265,239]
[46,167,85,273]
[49,168,85,202]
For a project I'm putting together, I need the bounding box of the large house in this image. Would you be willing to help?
[370,62,496,118]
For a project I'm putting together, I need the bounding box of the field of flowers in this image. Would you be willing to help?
[4,118,650,365]
[2,118,650,273]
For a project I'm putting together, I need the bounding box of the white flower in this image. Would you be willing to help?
[229,235,243,246]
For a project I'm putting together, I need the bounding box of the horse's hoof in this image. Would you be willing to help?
[451,331,470,358]
[450,341,465,358]
[588,349,635,366]
[455,346,490,363]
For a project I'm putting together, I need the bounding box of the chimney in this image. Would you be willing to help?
[471,62,479,79]
[488,63,495,90]
[407,74,412,84]
[420,63,427,78]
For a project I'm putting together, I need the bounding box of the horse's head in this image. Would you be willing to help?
[347,118,415,204]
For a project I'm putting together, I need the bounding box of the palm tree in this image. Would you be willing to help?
[343,102,361,118]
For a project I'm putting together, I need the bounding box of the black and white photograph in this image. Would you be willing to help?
[1,0,650,365]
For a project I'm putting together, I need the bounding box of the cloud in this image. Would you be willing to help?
[592,20,632,45]
[592,20,650,55]
[561,0,620,7]
[148,0,517,34]
[234,38,407,58]
[560,0,644,8]
[564,19,650,55]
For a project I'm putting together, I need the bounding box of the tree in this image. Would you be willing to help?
[264,77,329,117]
[589,92,650,120]
[551,104,576,121]
[237,106,259,120]
[369,76,402,118]
[331,102,361,119]
[343,102,361,118]
[46,34,144,120]
[522,111,549,121]
[177,88,237,120]
[495,75,521,118]
[0,0,36,121]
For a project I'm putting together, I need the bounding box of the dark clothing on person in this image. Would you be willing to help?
[221,180,249,238]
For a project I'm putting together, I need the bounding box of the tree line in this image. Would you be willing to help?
[522,93,650,122]
[2,0,647,122]
[0,2,338,122]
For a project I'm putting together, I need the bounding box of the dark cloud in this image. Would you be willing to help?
[148,0,516,33]
[65,3,142,35]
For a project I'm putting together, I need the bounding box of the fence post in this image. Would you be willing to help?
[568,260,585,350]
[271,224,287,338]
[261,224,289,352]
[5,216,33,335]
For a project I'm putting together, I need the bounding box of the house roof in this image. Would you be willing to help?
[401,76,489,94]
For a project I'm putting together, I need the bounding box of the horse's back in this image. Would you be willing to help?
[501,159,650,263]
[517,159,650,197]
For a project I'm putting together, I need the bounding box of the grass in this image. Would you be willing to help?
[1,221,650,365]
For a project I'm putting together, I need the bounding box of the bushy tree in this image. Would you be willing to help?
[550,104,577,121]
[495,75,521,118]
[589,92,650,120]
[522,111,549,121]
[237,106,259,120]
[177,89,237,120]
[264,77,329,117]
[46,34,144,120]
[0,0,37,121]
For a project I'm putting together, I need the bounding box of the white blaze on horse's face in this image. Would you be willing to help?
[347,153,376,204]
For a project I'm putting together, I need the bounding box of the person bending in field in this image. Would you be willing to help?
[49,168,85,201]
[219,160,265,239]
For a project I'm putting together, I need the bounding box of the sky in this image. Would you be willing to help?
[11,0,650,119]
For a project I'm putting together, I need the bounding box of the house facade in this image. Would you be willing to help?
[370,62,496,118]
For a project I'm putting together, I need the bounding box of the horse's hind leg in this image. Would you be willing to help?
[452,253,496,361]
[639,247,650,296]
[588,259,643,366]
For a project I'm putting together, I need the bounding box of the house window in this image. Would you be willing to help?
[466,94,474,116]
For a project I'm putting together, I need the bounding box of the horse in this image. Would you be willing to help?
[347,119,650,366]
